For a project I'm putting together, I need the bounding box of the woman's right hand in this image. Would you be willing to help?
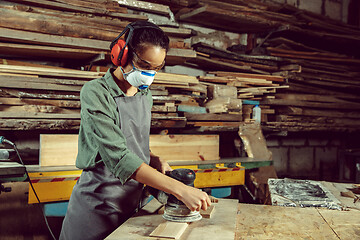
[175,185,211,212]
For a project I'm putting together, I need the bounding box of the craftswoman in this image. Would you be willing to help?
[60,21,211,240]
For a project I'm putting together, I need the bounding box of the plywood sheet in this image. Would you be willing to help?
[105,199,238,240]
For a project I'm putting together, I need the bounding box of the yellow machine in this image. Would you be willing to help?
[27,159,247,204]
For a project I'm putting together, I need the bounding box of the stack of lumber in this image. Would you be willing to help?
[1,0,360,133]
[261,40,360,132]
[0,60,208,130]
[2,59,278,130]
[0,0,195,65]
[176,0,360,57]
[197,71,286,124]
[172,0,360,132]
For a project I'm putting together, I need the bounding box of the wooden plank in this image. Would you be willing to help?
[269,51,360,64]
[0,42,107,60]
[6,0,146,21]
[0,27,109,50]
[0,108,80,119]
[0,8,119,41]
[39,134,219,166]
[261,99,360,110]
[200,205,215,218]
[0,65,102,77]
[149,222,188,239]
[275,93,355,104]
[212,71,285,82]
[184,113,243,122]
[156,72,199,84]
[0,88,80,100]
[0,119,81,131]
[187,121,241,127]
[188,56,267,74]
[115,0,171,16]
[176,4,280,33]
[264,121,360,132]
[278,106,360,119]
[40,134,79,167]
[149,135,220,161]
[0,78,83,92]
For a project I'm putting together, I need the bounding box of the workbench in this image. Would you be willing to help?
[236,203,359,239]
[238,181,359,239]
[106,181,360,240]
[106,198,239,240]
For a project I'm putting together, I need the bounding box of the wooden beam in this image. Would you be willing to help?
[115,0,171,16]
[0,27,109,50]
[261,99,360,110]
[0,97,80,108]
[6,0,146,21]
[0,42,108,60]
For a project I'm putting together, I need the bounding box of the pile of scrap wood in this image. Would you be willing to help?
[0,0,195,65]
[1,0,360,132]
[0,59,285,130]
[0,0,285,132]
[172,0,360,132]
[262,40,360,132]
[0,60,196,130]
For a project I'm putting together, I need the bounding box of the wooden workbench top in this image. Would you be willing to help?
[236,203,360,239]
[237,181,360,239]
[106,198,238,240]
[106,181,360,239]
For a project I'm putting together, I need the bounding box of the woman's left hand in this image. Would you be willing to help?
[150,152,172,174]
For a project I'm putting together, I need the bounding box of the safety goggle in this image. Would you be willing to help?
[133,51,165,72]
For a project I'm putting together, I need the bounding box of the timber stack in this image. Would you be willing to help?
[0,0,359,133]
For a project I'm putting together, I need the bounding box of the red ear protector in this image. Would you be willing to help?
[110,21,163,67]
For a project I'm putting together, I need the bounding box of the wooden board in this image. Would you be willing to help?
[40,134,79,166]
[199,205,215,219]
[149,222,188,239]
[105,198,238,240]
[149,135,220,162]
[39,134,219,166]
[0,42,107,60]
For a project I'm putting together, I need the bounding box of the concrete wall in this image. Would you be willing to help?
[266,133,359,182]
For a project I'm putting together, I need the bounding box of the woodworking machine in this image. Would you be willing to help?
[150,168,202,223]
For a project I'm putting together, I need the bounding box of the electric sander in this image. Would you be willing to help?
[149,168,202,223]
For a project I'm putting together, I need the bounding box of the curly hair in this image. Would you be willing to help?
[126,21,170,61]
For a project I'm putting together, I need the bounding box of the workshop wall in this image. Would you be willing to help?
[266,133,358,182]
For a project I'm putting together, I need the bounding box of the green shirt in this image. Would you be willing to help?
[76,68,153,184]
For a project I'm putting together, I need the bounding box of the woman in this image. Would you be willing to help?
[60,21,211,240]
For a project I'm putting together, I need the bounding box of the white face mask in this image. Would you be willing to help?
[121,64,156,90]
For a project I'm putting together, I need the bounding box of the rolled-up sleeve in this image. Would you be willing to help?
[77,82,144,184]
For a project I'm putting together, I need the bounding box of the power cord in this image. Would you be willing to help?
[12,143,57,240]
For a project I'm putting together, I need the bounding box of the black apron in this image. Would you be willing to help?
[60,93,151,240]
